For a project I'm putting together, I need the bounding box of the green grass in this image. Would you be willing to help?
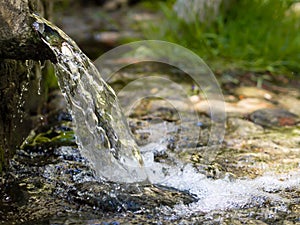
[140,0,300,76]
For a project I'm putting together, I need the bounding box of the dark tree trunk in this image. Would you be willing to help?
[0,0,55,61]
[0,0,55,175]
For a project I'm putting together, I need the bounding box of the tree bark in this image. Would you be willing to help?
[0,0,55,61]
[0,0,55,175]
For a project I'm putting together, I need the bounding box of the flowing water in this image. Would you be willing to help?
[32,14,147,183]
[27,14,300,224]
[31,14,201,185]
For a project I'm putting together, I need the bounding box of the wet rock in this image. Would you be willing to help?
[94,30,139,47]
[225,98,275,116]
[227,117,264,137]
[70,182,196,212]
[224,94,239,102]
[194,100,226,115]
[234,86,275,100]
[128,98,183,122]
[277,95,300,116]
[20,120,76,153]
[1,110,199,224]
[249,108,299,127]
[194,96,275,116]
[236,98,275,112]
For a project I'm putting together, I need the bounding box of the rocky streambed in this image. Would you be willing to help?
[1,65,299,224]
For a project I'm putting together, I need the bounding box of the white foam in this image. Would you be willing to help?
[154,164,300,214]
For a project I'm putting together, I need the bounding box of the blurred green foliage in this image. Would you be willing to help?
[141,0,300,75]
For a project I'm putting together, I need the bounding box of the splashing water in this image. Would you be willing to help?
[30,15,300,220]
[160,165,300,215]
[32,14,147,183]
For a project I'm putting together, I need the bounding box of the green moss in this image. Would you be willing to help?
[21,123,76,150]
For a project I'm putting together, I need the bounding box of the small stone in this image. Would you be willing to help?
[225,98,275,116]
[189,95,200,103]
[249,108,299,127]
[277,95,300,116]
[227,117,264,136]
[194,100,225,115]
[224,95,238,102]
[234,87,275,100]
[94,31,122,46]
[236,98,275,111]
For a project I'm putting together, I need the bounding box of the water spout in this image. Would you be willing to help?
[31,14,147,183]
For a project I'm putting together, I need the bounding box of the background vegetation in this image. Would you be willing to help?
[141,0,300,76]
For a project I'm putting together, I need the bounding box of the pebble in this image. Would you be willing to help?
[277,95,300,116]
[249,108,299,127]
[227,117,264,137]
[234,86,275,100]
[224,98,275,116]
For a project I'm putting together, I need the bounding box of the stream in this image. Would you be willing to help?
[0,14,299,224]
